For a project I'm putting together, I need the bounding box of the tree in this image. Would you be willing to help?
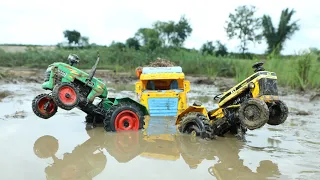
[134,28,162,51]
[109,41,126,51]
[125,37,141,50]
[63,30,81,45]
[225,5,262,54]
[153,20,175,47]
[262,8,300,55]
[153,15,192,48]
[215,40,228,57]
[79,36,89,47]
[172,15,192,47]
[200,41,215,55]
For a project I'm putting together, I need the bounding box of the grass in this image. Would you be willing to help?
[0,91,12,101]
[0,45,319,90]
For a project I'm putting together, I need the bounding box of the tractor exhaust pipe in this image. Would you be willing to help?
[87,52,100,83]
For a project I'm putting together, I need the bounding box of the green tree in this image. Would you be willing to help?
[262,8,300,55]
[109,41,126,51]
[125,37,141,50]
[79,36,89,47]
[172,15,192,47]
[153,20,175,47]
[215,40,228,57]
[200,41,215,55]
[153,15,192,48]
[225,5,262,54]
[63,30,81,45]
[134,28,162,51]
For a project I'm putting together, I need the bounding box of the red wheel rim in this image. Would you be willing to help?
[38,97,56,115]
[58,86,77,105]
[114,110,140,131]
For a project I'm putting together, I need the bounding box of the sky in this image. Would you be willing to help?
[0,0,319,55]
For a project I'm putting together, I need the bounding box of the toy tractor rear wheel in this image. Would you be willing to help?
[238,98,269,130]
[52,82,80,110]
[178,112,214,139]
[32,94,57,119]
[104,102,145,132]
[267,100,289,125]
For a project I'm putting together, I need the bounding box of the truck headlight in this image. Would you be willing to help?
[248,82,255,89]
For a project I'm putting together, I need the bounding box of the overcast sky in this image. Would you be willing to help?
[0,0,319,54]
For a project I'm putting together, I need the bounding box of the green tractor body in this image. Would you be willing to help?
[32,54,149,132]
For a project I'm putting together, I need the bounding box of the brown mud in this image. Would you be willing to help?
[0,67,320,179]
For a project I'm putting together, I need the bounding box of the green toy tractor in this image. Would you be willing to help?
[32,53,149,132]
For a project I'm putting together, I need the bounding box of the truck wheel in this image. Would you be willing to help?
[178,112,213,139]
[104,102,145,132]
[238,98,269,130]
[268,100,289,125]
[32,94,57,119]
[52,82,79,110]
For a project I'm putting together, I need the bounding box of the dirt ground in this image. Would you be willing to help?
[0,67,320,180]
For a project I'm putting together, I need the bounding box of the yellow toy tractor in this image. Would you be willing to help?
[175,62,289,140]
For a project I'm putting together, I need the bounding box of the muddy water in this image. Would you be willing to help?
[0,82,320,180]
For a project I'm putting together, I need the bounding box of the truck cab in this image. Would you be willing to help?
[135,66,190,117]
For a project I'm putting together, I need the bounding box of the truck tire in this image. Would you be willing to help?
[52,82,80,110]
[238,98,269,130]
[268,100,289,125]
[103,102,145,132]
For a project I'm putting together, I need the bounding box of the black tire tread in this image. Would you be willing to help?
[267,100,289,125]
[238,98,269,130]
[178,112,214,139]
[32,93,57,119]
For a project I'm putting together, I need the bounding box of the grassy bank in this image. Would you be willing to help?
[0,46,319,90]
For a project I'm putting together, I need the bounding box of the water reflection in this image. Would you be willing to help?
[33,129,281,180]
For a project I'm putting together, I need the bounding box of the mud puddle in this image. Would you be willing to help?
[0,82,320,180]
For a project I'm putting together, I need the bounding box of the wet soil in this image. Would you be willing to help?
[0,68,320,180]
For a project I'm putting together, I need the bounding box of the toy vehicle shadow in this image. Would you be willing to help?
[175,62,289,141]
[33,128,281,179]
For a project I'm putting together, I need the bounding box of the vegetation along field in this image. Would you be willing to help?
[1,6,319,91]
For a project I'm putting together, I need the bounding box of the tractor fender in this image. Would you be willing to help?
[175,106,209,125]
[115,97,149,116]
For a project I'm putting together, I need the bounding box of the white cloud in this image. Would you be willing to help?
[0,0,319,54]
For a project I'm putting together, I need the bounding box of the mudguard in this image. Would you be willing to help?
[115,97,150,116]
[175,105,209,125]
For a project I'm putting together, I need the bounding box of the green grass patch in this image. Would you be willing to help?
[0,46,319,90]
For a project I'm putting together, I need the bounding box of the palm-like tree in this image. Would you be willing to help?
[262,8,300,55]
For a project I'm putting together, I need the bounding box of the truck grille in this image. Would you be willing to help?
[258,78,278,96]
[44,71,51,82]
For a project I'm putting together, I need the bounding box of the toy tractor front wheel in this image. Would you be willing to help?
[178,112,214,139]
[103,102,145,132]
[32,94,57,119]
[267,100,289,125]
[52,82,80,110]
[238,98,269,130]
